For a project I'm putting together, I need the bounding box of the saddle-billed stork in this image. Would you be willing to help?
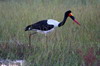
[25,10,80,46]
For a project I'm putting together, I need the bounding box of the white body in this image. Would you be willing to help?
[35,19,60,34]
[47,19,60,27]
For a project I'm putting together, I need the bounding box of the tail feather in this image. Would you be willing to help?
[25,25,31,31]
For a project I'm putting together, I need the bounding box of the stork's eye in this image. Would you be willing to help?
[68,13,73,16]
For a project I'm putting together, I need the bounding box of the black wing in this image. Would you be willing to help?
[31,20,54,31]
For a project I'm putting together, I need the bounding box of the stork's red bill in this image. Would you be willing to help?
[68,13,80,25]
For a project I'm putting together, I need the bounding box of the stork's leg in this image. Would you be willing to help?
[45,34,47,44]
[29,34,31,46]
[28,32,37,46]
[45,34,48,49]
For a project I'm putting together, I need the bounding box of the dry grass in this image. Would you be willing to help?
[0,0,100,66]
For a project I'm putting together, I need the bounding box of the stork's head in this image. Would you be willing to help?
[65,10,80,25]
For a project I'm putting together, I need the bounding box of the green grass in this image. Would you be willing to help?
[0,0,100,66]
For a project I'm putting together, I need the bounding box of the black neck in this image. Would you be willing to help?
[58,15,68,27]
